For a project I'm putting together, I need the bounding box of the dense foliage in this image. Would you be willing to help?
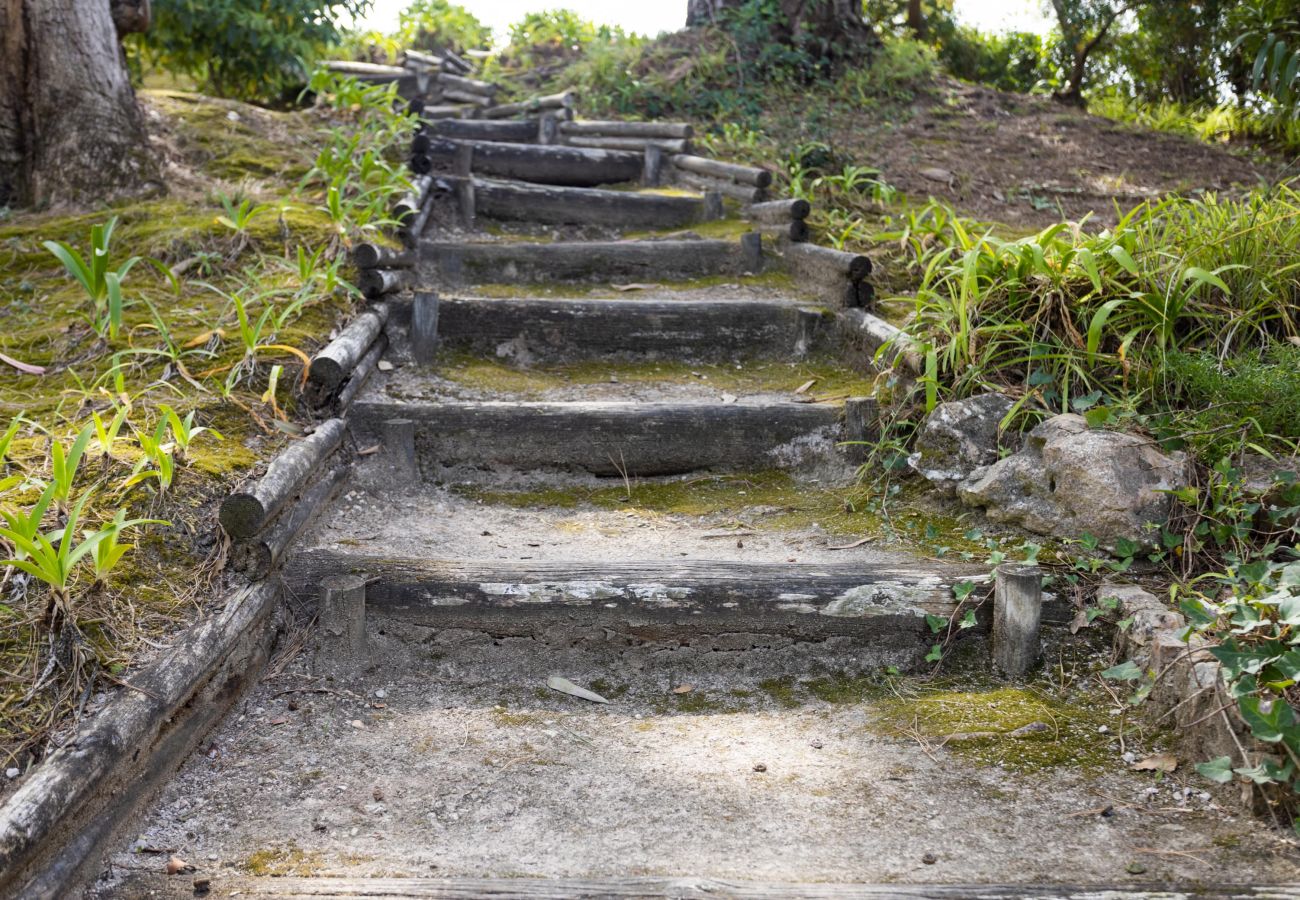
[134,0,370,102]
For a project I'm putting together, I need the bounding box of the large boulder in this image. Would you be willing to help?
[908,393,1015,496]
[957,414,1185,551]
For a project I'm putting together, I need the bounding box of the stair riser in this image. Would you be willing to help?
[473,180,707,229]
[421,238,758,286]
[285,551,973,655]
[351,401,842,476]
[425,298,825,361]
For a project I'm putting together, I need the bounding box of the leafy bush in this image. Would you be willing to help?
[397,0,491,55]
[1164,348,1300,458]
[938,27,1051,94]
[134,0,368,103]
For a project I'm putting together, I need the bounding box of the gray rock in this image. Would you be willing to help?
[908,393,1015,496]
[957,414,1185,551]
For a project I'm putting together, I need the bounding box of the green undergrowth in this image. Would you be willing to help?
[431,352,876,400]
[0,78,409,767]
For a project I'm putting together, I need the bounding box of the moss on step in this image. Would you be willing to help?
[466,268,801,299]
[432,352,878,399]
[624,218,757,241]
[454,470,874,536]
[874,684,1116,772]
[243,844,324,877]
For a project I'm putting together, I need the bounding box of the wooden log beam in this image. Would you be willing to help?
[358,268,413,300]
[437,72,497,98]
[315,575,368,673]
[306,304,390,401]
[231,463,350,580]
[401,49,446,71]
[838,308,923,375]
[674,170,768,204]
[747,198,810,223]
[399,191,437,248]
[442,89,493,108]
[843,396,880,464]
[560,120,693,139]
[321,60,409,78]
[422,238,753,285]
[393,174,434,221]
[483,91,577,119]
[334,334,387,414]
[423,138,643,187]
[994,564,1044,675]
[353,243,415,270]
[350,399,841,476]
[435,297,819,361]
[566,135,690,153]
[286,551,961,633]
[421,104,474,120]
[427,118,540,143]
[780,242,873,307]
[672,153,773,188]
[757,221,811,243]
[462,177,709,229]
[218,419,347,539]
[410,292,440,366]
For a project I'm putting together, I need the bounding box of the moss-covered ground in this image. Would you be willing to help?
[0,89,379,767]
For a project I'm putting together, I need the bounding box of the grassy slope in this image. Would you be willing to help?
[0,90,362,771]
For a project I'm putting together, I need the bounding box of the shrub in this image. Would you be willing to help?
[1164,348,1300,458]
[134,0,368,103]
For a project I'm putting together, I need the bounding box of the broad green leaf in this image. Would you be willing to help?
[1102,661,1143,681]
[1195,756,1234,784]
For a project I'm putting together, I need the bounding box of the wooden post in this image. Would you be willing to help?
[642,144,662,188]
[994,564,1043,675]
[317,574,367,671]
[842,397,878,463]
[537,112,559,146]
[740,231,762,273]
[702,190,724,221]
[382,418,418,480]
[411,292,440,366]
[795,308,823,358]
[454,142,475,229]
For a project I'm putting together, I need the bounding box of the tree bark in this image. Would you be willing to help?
[907,0,926,40]
[0,0,160,208]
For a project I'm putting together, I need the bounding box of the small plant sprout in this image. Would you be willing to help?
[91,402,132,461]
[262,365,285,418]
[158,405,223,461]
[126,421,176,494]
[0,480,57,562]
[0,417,25,467]
[89,508,167,587]
[215,191,269,249]
[43,216,141,342]
[50,423,96,509]
[0,490,107,624]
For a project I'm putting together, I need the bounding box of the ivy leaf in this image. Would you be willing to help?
[1210,645,1274,679]
[925,614,948,634]
[958,610,978,630]
[1280,593,1300,627]
[1071,390,1103,412]
[1102,661,1143,681]
[953,580,975,602]
[1238,696,1293,743]
[925,643,943,663]
[1281,563,1300,587]
[1195,756,1235,784]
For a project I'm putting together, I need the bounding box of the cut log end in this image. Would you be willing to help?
[218,493,265,539]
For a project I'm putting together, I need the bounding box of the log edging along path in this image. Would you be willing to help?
[0,279,386,899]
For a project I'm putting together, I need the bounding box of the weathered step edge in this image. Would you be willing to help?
[349,399,843,477]
[421,235,762,286]
[107,873,1300,899]
[285,552,977,649]
[460,176,714,229]
[0,581,281,900]
[423,296,828,361]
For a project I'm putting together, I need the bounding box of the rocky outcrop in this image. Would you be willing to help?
[957,414,1185,550]
[907,393,1014,496]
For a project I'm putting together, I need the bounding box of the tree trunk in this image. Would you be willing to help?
[907,0,926,40]
[0,0,160,208]
[686,0,880,55]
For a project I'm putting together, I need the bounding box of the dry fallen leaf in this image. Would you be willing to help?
[828,537,874,551]
[267,716,289,726]
[672,684,695,694]
[357,444,382,456]
[547,675,610,704]
[377,360,395,371]
[1132,753,1178,773]
[794,379,817,395]
[166,856,195,875]
[0,351,45,376]
[611,283,655,292]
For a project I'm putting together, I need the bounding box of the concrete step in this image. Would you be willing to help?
[467,177,712,229]
[408,296,827,362]
[421,235,760,286]
[349,399,844,477]
[285,550,971,651]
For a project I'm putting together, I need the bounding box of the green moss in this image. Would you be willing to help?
[805,673,887,704]
[468,268,801,299]
[624,218,757,241]
[455,470,877,536]
[874,685,1116,772]
[432,352,877,400]
[243,845,323,877]
[758,676,802,709]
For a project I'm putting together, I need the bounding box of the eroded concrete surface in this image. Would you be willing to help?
[93,627,1299,896]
